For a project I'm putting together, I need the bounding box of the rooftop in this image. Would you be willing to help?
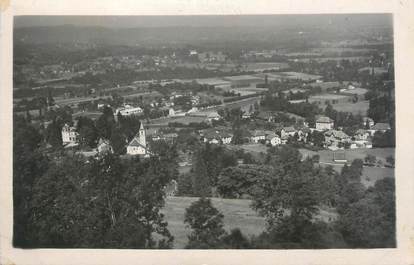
[371,123,391,131]
[316,116,334,123]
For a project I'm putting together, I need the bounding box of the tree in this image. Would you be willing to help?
[336,177,396,249]
[364,154,377,166]
[217,165,272,199]
[221,228,251,249]
[184,197,226,248]
[45,120,62,148]
[13,117,49,247]
[24,152,174,248]
[386,155,395,167]
[191,148,211,197]
[177,173,194,196]
[255,146,321,228]
[95,106,115,139]
[110,127,127,155]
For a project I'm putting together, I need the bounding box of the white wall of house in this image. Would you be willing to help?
[127,146,146,155]
[316,122,334,131]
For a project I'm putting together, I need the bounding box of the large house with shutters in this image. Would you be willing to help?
[126,123,149,156]
[316,116,334,131]
[61,123,79,145]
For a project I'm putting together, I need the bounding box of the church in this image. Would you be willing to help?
[126,123,149,156]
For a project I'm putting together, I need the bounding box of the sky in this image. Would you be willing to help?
[14,14,392,29]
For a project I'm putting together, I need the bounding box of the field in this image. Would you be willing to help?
[161,196,337,248]
[291,56,370,63]
[307,92,369,115]
[330,100,369,115]
[161,196,266,248]
[149,115,208,126]
[308,93,350,102]
[299,147,395,187]
[225,143,268,162]
[230,85,268,96]
[242,62,289,72]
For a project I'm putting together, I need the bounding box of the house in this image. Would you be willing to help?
[201,129,233,145]
[206,111,221,122]
[97,139,113,154]
[256,111,275,122]
[324,129,350,150]
[296,126,311,142]
[362,117,375,128]
[250,130,266,143]
[169,108,186,117]
[265,131,282,146]
[368,123,391,136]
[61,123,79,144]
[281,126,296,139]
[316,116,334,131]
[115,105,143,116]
[354,129,370,141]
[126,123,149,156]
[152,132,178,143]
[187,110,221,122]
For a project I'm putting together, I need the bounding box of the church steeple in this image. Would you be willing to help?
[139,122,146,148]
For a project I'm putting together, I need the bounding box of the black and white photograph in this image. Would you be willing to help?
[9,13,399,250]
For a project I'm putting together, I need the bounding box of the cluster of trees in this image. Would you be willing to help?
[179,146,396,249]
[260,93,321,126]
[14,116,178,248]
[324,103,364,135]
[335,160,395,247]
[177,144,257,197]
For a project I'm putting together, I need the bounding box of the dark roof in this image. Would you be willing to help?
[128,138,146,148]
[371,123,391,131]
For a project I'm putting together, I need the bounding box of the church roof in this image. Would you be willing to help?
[128,137,146,148]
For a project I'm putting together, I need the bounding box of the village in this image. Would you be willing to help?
[12,14,396,249]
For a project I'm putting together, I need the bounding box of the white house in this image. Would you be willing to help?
[250,130,266,143]
[116,105,143,116]
[126,123,148,156]
[316,116,334,131]
[61,123,79,144]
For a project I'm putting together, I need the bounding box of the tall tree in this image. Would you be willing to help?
[184,197,226,248]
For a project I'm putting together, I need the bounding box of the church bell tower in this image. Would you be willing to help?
[139,122,146,148]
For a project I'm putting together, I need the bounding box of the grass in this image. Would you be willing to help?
[161,196,338,248]
[161,196,266,248]
[309,93,350,101]
[299,148,395,187]
[149,115,208,126]
[330,100,369,115]
[316,147,395,164]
